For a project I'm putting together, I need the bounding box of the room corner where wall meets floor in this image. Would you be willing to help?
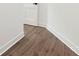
[47,3,79,55]
[47,25,79,55]
[0,4,24,55]
[0,32,24,55]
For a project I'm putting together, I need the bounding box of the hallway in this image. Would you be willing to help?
[2,24,77,56]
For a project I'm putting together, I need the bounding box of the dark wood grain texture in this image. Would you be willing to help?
[2,24,77,56]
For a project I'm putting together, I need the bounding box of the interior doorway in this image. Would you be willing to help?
[23,3,39,26]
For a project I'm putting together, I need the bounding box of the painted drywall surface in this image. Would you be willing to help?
[0,4,24,48]
[38,3,48,27]
[47,3,79,48]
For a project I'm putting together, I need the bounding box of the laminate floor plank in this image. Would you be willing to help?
[2,24,78,56]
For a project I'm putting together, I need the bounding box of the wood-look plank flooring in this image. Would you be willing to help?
[2,24,77,56]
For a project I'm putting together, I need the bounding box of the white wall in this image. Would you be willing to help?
[47,3,79,54]
[0,3,24,54]
[38,3,48,27]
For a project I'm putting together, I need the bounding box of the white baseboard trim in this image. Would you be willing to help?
[47,26,79,55]
[38,24,47,28]
[0,32,24,55]
[24,18,37,26]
